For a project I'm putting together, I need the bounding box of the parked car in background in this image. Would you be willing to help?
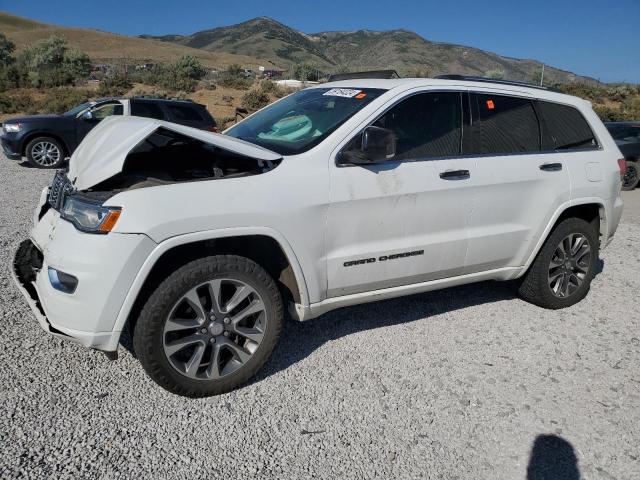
[605,121,640,190]
[1,97,217,168]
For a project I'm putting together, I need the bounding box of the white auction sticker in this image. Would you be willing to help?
[323,88,362,98]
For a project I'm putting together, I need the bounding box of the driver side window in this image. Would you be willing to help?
[91,102,123,120]
[373,92,463,160]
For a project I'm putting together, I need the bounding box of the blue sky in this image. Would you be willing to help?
[3,0,639,82]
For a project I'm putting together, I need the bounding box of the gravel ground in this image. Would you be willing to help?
[1,154,639,479]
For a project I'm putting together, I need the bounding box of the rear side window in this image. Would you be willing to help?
[371,91,462,160]
[606,124,640,142]
[536,101,598,151]
[130,101,166,120]
[166,104,205,122]
[466,93,540,155]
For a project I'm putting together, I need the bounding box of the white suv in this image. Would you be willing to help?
[12,77,624,397]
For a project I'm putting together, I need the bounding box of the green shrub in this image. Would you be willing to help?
[217,74,251,90]
[97,74,132,96]
[18,35,91,88]
[241,89,270,110]
[258,79,286,98]
[40,88,90,114]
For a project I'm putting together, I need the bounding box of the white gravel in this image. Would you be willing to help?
[1,154,639,479]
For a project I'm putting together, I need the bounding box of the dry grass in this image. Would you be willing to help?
[0,12,270,69]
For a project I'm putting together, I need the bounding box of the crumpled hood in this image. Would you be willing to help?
[68,116,282,190]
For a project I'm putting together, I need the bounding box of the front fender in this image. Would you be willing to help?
[110,226,310,336]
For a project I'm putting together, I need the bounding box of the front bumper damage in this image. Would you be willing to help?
[12,238,121,353]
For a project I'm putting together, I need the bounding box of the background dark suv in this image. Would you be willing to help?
[605,121,640,190]
[1,97,217,168]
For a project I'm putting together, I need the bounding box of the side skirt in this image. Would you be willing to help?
[291,267,522,321]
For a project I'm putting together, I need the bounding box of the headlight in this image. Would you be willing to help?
[61,196,122,233]
[3,123,21,133]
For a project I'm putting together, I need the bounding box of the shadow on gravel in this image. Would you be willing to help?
[256,280,518,382]
[527,434,580,480]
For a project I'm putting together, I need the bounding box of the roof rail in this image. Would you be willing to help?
[328,70,400,81]
[435,74,551,91]
[131,95,194,102]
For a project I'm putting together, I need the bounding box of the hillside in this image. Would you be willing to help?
[144,17,597,85]
[141,17,334,68]
[0,12,273,69]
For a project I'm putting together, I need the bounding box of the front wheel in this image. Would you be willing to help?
[622,160,639,191]
[25,136,65,168]
[518,217,599,309]
[133,255,283,397]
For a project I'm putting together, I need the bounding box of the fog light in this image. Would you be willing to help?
[48,267,78,294]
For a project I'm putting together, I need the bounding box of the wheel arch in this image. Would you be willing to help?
[112,228,310,341]
[21,131,70,157]
[522,199,605,273]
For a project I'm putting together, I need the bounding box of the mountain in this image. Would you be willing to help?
[0,12,273,69]
[144,17,597,85]
[141,17,334,68]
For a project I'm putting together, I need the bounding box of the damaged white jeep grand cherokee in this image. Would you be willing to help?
[13,77,624,397]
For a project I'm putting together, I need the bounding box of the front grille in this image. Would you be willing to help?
[48,171,75,211]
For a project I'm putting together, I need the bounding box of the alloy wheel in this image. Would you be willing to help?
[31,141,61,167]
[162,278,267,380]
[547,233,591,298]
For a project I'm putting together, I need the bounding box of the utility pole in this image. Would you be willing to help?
[540,64,545,86]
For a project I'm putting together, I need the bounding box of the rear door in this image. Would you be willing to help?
[326,90,475,298]
[164,103,215,130]
[130,99,167,121]
[463,92,571,273]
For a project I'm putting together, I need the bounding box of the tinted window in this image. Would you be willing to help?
[371,92,462,159]
[131,101,166,120]
[466,93,540,155]
[606,124,640,142]
[537,101,598,150]
[166,104,204,122]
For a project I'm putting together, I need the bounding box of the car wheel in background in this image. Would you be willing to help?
[133,255,283,397]
[25,136,65,168]
[518,217,599,309]
[622,160,639,191]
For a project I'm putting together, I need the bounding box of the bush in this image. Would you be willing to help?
[258,79,286,98]
[17,35,91,88]
[97,74,132,96]
[241,89,270,110]
[217,74,252,90]
[1,90,38,114]
[40,88,90,114]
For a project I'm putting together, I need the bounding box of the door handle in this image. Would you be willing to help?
[439,169,470,180]
[540,162,563,172]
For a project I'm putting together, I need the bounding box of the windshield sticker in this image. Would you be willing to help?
[323,88,362,98]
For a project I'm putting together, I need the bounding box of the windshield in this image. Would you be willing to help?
[65,102,94,117]
[226,87,384,155]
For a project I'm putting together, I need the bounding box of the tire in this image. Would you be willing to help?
[133,255,283,397]
[518,217,599,309]
[621,160,639,191]
[25,136,65,169]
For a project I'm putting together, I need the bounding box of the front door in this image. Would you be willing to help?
[326,91,475,298]
[75,101,124,146]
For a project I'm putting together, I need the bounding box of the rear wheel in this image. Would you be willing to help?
[25,136,65,168]
[133,255,283,397]
[518,217,599,309]
[622,160,639,191]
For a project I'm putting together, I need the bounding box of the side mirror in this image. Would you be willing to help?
[81,110,93,121]
[339,126,396,165]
